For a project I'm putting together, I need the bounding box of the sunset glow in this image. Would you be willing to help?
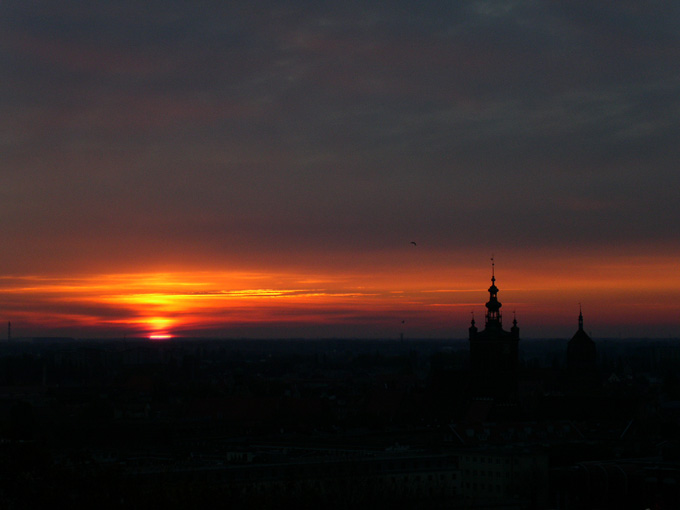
[2,2,679,340]
[1,248,679,339]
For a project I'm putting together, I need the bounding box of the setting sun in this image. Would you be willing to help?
[148,334,173,340]
[144,317,175,339]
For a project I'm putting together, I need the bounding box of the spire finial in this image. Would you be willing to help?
[578,303,584,331]
[491,255,495,283]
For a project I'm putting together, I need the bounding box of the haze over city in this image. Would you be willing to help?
[2,1,679,339]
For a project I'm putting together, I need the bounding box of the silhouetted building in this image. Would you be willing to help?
[458,449,549,506]
[552,458,680,510]
[468,264,519,401]
[566,308,598,390]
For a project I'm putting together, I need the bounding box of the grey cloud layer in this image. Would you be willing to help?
[2,0,679,271]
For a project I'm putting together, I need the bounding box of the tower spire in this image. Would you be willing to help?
[578,303,584,331]
[468,258,520,402]
[485,257,502,327]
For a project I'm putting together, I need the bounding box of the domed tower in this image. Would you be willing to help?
[468,260,520,400]
[566,307,598,390]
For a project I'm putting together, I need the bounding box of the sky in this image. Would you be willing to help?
[1,1,679,339]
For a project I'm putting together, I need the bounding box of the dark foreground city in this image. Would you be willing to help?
[0,328,679,509]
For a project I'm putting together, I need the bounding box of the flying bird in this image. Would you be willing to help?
[410,241,417,246]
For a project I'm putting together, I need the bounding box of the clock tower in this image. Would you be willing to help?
[468,260,520,401]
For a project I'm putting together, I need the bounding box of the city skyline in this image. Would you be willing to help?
[2,2,679,339]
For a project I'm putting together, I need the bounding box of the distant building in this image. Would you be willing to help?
[468,263,519,401]
[566,308,598,390]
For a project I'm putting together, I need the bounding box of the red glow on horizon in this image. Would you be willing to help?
[0,252,679,339]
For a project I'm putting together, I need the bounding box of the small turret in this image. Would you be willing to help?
[469,312,478,339]
[511,312,519,339]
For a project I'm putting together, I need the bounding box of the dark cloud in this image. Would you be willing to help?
[1,0,679,275]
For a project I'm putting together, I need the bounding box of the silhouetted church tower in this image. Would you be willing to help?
[468,260,519,401]
[566,307,598,390]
